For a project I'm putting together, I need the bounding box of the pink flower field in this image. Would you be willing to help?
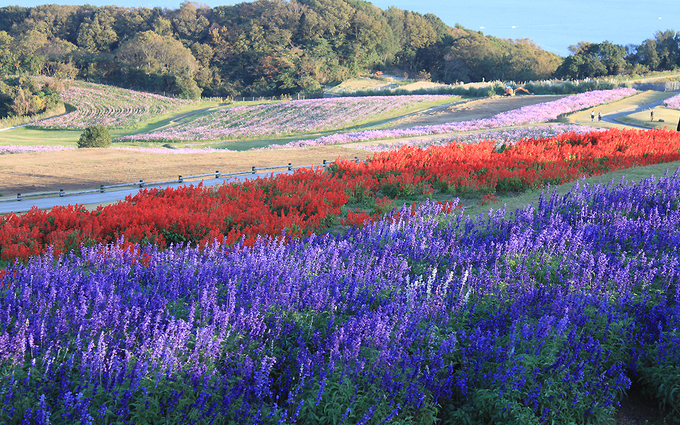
[352,124,601,151]
[664,93,680,109]
[35,80,195,130]
[0,145,75,154]
[269,88,636,149]
[1,145,233,155]
[114,95,459,142]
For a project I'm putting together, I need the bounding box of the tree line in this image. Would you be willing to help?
[0,1,678,101]
[555,32,680,79]
[0,1,561,99]
[0,76,61,119]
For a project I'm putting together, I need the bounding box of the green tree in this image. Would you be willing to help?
[35,38,77,76]
[0,31,13,76]
[115,7,162,42]
[171,1,210,45]
[556,42,612,79]
[441,28,494,82]
[345,8,388,69]
[0,6,29,34]
[115,31,201,98]
[654,30,680,70]
[403,11,437,50]
[78,125,111,148]
[76,8,119,53]
[9,87,35,116]
[594,41,627,74]
[14,5,82,44]
[293,10,322,43]
[298,0,352,49]
[153,17,173,36]
[423,13,450,42]
[629,38,660,70]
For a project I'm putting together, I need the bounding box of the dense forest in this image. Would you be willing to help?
[0,0,562,98]
[0,1,678,101]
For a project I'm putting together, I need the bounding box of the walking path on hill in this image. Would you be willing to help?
[566,90,679,129]
[0,169,293,214]
[601,98,671,128]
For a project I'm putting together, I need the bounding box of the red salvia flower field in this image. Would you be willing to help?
[2,128,680,263]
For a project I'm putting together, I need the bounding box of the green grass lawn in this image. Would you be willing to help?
[618,106,680,130]
[0,127,83,145]
[112,101,221,138]
[451,160,680,218]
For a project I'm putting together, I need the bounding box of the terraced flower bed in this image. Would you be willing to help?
[0,145,75,154]
[35,80,195,130]
[353,124,599,151]
[0,145,232,155]
[114,95,459,142]
[274,88,636,148]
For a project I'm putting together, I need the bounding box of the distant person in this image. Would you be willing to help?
[598,112,602,121]
[651,110,655,121]
[591,111,595,121]
[677,116,680,131]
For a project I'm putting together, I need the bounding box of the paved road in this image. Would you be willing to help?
[600,97,673,129]
[0,123,31,132]
[0,170,292,214]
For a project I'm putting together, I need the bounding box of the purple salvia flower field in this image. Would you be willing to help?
[1,167,680,423]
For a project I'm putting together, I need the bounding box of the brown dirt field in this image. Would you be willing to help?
[338,78,391,90]
[0,146,369,195]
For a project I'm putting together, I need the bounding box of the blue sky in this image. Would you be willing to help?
[7,0,680,56]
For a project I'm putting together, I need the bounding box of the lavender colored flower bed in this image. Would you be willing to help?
[353,124,600,151]
[35,80,194,130]
[114,95,459,143]
[0,145,74,154]
[663,93,680,109]
[271,88,636,149]
[0,145,231,155]
[111,146,236,154]
[2,169,679,423]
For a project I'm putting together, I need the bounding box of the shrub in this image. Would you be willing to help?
[78,125,111,148]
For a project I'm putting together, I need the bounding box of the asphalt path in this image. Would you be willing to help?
[599,97,671,128]
[0,169,292,214]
